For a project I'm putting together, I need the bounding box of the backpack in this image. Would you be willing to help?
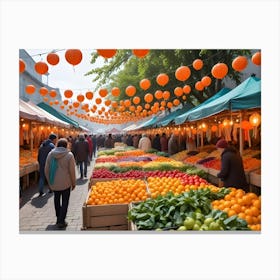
[49,157,58,185]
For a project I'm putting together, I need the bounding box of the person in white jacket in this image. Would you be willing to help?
[138,134,152,152]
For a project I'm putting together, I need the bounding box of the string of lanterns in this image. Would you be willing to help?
[20,49,261,124]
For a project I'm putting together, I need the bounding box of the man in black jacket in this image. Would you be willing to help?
[37,133,57,197]
[216,139,249,192]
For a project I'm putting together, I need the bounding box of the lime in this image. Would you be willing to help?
[204,217,214,226]
[208,222,221,230]
[184,217,195,230]
[177,226,186,231]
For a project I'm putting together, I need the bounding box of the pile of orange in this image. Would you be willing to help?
[114,150,145,157]
[211,188,261,231]
[87,179,148,205]
[147,177,215,198]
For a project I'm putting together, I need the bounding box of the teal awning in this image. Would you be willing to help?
[155,103,194,127]
[37,102,80,128]
[175,87,231,125]
[175,77,260,124]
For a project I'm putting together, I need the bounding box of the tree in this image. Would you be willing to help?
[85,49,252,110]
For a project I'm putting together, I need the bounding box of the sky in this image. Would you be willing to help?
[25,49,104,95]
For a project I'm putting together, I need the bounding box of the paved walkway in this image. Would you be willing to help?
[19,160,95,232]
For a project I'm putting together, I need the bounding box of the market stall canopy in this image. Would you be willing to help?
[37,102,80,128]
[175,87,231,125]
[154,103,194,127]
[106,127,122,134]
[20,99,70,128]
[175,77,261,124]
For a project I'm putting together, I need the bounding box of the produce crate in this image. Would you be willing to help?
[128,202,138,231]
[249,169,261,188]
[82,202,129,230]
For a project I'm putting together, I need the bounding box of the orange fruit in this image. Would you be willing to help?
[228,209,236,217]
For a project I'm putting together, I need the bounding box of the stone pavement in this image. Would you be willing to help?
[19,160,95,232]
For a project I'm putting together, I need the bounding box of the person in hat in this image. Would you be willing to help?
[37,133,57,197]
[138,133,152,152]
[216,139,249,192]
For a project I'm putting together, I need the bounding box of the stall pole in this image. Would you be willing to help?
[239,112,243,156]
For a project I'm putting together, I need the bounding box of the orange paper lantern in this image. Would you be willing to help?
[64,89,73,98]
[25,85,36,94]
[133,96,141,105]
[132,49,149,58]
[85,91,94,100]
[174,87,183,97]
[144,93,153,103]
[175,66,191,81]
[65,49,83,66]
[155,90,163,100]
[183,85,191,94]
[193,59,203,70]
[49,90,57,98]
[95,98,102,105]
[173,99,180,106]
[77,94,85,103]
[47,52,60,65]
[162,90,170,100]
[211,63,228,79]
[39,87,48,96]
[34,61,49,75]
[195,81,204,91]
[111,87,120,97]
[125,85,136,97]
[201,76,212,87]
[156,73,169,86]
[251,52,261,66]
[97,49,117,59]
[139,79,151,90]
[19,59,26,73]
[232,56,248,72]
[73,101,80,108]
[99,88,108,98]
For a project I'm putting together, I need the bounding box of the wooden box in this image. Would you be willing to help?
[249,170,261,187]
[82,203,129,230]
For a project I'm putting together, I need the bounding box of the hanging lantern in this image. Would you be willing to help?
[223,118,230,127]
[47,52,60,65]
[249,113,261,127]
[133,96,141,105]
[25,85,36,94]
[77,94,85,103]
[73,101,80,108]
[97,49,117,59]
[192,59,203,70]
[124,99,131,107]
[111,87,120,97]
[19,59,26,73]
[34,61,49,75]
[85,91,94,100]
[144,93,153,103]
[201,76,212,87]
[49,90,57,98]
[39,87,48,96]
[63,100,69,105]
[232,56,248,72]
[95,98,102,105]
[156,73,169,86]
[183,85,191,94]
[211,63,228,79]
[139,79,151,90]
[99,88,108,98]
[162,90,170,100]
[241,120,253,130]
[251,51,261,66]
[173,99,180,106]
[174,87,183,97]
[64,89,73,98]
[125,85,136,97]
[65,49,83,66]
[211,125,218,132]
[132,49,149,58]
[195,81,204,91]
[167,102,173,109]
[175,66,191,81]
[154,90,163,100]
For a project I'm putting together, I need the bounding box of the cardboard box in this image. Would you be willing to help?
[82,203,129,230]
[249,170,261,187]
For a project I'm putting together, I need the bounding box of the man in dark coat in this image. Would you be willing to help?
[73,134,89,179]
[216,139,249,192]
[37,133,57,196]
[152,134,161,151]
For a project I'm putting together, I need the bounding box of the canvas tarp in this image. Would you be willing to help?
[175,77,261,124]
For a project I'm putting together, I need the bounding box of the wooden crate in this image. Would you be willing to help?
[82,202,129,230]
[249,170,261,187]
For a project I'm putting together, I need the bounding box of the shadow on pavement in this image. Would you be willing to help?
[45,224,66,231]
[30,192,53,208]
[76,178,88,185]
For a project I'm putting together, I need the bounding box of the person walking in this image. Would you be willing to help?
[138,133,152,152]
[73,134,90,179]
[215,139,249,192]
[160,133,168,153]
[37,133,57,197]
[104,133,115,148]
[44,138,76,229]
[152,134,161,151]
[85,134,93,162]
[168,133,179,155]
